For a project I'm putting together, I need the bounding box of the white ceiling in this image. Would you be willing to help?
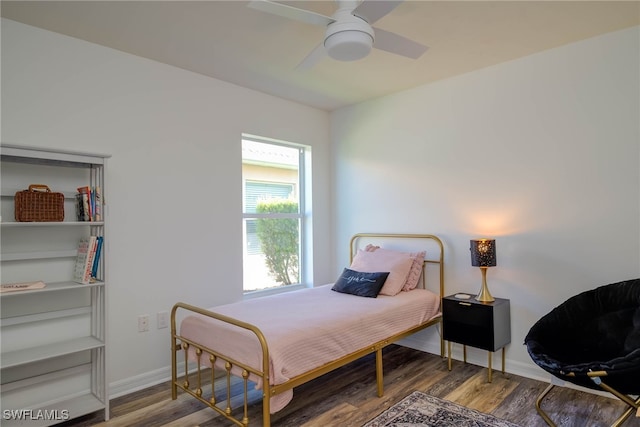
[2,1,639,111]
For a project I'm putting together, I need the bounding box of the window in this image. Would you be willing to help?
[242,136,308,293]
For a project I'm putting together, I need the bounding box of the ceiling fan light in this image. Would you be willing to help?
[324,30,373,61]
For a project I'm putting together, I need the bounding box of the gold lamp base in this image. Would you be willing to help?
[476,267,495,303]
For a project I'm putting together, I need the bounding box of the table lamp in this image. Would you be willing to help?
[470,238,497,303]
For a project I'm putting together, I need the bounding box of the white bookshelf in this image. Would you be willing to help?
[0,144,110,425]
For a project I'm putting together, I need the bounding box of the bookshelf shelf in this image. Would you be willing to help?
[0,144,110,425]
[0,250,79,261]
[1,306,93,327]
[0,221,105,227]
[1,336,105,369]
[0,281,104,298]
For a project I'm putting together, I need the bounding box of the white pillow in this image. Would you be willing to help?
[350,249,414,296]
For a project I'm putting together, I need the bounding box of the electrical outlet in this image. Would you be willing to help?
[157,311,169,329]
[138,314,149,332]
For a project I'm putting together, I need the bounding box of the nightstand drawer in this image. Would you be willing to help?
[443,300,492,325]
[442,296,511,352]
[444,320,493,349]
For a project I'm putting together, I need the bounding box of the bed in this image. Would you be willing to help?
[170,233,445,426]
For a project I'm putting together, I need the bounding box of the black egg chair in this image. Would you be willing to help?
[524,278,640,427]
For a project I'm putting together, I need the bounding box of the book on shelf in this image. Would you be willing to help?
[76,193,89,221]
[0,281,46,293]
[75,186,103,221]
[77,186,92,221]
[73,236,98,284]
[94,186,102,221]
[91,236,104,279]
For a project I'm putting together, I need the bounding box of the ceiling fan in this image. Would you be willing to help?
[248,0,428,68]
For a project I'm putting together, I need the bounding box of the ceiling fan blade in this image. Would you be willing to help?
[248,0,334,27]
[296,42,327,70]
[372,27,428,59]
[352,0,402,24]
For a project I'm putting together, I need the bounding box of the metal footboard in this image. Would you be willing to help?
[171,302,272,426]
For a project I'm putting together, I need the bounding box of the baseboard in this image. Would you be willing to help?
[108,364,176,399]
[109,361,229,399]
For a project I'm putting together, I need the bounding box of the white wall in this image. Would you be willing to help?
[3,14,639,398]
[1,19,332,395]
[331,26,640,380]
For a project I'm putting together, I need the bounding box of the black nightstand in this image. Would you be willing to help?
[442,294,511,382]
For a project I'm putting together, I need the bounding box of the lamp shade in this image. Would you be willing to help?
[470,239,496,267]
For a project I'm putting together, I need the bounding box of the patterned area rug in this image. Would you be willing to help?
[364,391,521,427]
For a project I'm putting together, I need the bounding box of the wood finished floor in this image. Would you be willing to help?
[59,345,639,427]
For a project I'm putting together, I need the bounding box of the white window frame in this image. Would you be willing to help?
[241,134,309,297]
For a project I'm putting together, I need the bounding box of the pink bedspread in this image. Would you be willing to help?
[179,284,440,413]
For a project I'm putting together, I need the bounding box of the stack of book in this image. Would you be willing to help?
[75,186,102,221]
[72,236,104,284]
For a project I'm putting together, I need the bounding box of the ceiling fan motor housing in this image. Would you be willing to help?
[324,9,374,61]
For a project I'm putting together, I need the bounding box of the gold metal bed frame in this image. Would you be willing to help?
[170,233,445,426]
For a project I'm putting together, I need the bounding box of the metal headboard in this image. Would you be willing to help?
[349,233,445,299]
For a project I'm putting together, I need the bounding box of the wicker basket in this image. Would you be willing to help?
[15,184,65,222]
